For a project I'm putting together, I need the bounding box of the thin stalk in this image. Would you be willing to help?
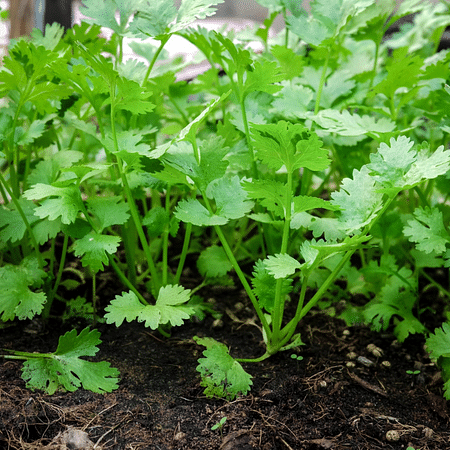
[0,171,44,268]
[108,255,149,305]
[271,170,293,341]
[213,223,271,337]
[143,36,170,86]
[92,273,97,325]
[174,222,192,284]
[162,185,172,286]
[44,233,69,319]
[109,79,161,291]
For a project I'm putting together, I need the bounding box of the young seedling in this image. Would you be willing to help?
[211,416,227,436]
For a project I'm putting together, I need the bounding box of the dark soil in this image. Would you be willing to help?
[1,286,449,450]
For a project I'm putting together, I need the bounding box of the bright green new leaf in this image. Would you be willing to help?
[194,336,253,400]
[24,184,84,225]
[264,253,301,279]
[251,121,330,172]
[0,257,47,321]
[105,77,154,115]
[14,115,55,145]
[105,286,193,329]
[370,49,423,100]
[311,110,395,137]
[20,327,119,394]
[243,59,284,97]
[271,45,305,80]
[197,245,232,278]
[72,232,121,272]
[244,179,287,218]
[403,207,449,254]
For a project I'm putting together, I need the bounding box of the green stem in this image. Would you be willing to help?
[0,172,44,269]
[174,223,192,285]
[314,50,330,115]
[143,36,170,86]
[109,78,161,291]
[108,255,149,305]
[213,223,271,337]
[44,233,69,319]
[271,170,293,341]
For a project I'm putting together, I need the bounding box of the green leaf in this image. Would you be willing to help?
[24,184,84,225]
[129,0,224,38]
[243,59,284,97]
[142,206,170,238]
[87,196,130,232]
[80,0,139,35]
[175,198,228,226]
[0,257,47,321]
[310,110,396,137]
[207,176,254,221]
[244,179,287,218]
[331,165,383,234]
[426,322,450,360]
[252,259,293,312]
[271,45,305,80]
[250,121,330,172]
[197,245,232,278]
[264,253,301,279]
[363,266,424,342]
[0,199,40,243]
[14,115,56,145]
[369,48,423,100]
[105,286,194,329]
[72,232,121,272]
[21,327,119,394]
[271,85,314,119]
[367,137,450,193]
[194,336,253,400]
[403,207,449,254]
[105,77,154,115]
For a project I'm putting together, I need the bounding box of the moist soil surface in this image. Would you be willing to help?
[1,284,449,450]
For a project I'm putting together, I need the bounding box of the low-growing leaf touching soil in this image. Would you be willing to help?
[1,284,449,450]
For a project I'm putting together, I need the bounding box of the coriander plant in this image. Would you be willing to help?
[1,0,450,399]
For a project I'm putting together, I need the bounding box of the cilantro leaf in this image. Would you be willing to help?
[105,286,194,329]
[197,245,232,278]
[252,259,293,312]
[87,196,130,232]
[72,232,121,273]
[250,121,330,172]
[80,0,138,36]
[174,198,228,226]
[264,253,301,279]
[243,59,284,97]
[426,322,450,360]
[194,336,253,400]
[403,207,449,254]
[24,184,84,225]
[129,0,224,38]
[331,165,384,234]
[311,110,396,138]
[0,199,39,243]
[367,137,450,193]
[207,176,254,221]
[20,327,119,394]
[0,257,47,321]
[271,85,314,119]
